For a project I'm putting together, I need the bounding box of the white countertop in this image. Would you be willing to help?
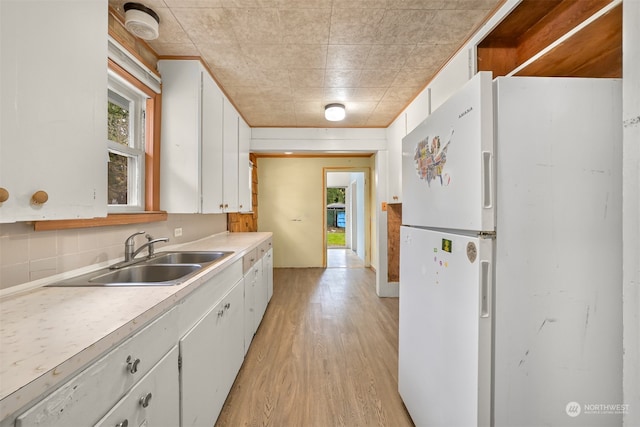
[0,231,271,420]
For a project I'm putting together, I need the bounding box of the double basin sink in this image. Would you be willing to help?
[47,251,233,287]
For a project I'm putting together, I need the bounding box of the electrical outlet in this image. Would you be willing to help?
[174,227,183,237]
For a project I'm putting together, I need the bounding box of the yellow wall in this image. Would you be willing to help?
[257,156,374,268]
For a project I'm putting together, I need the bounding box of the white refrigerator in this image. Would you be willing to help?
[399,72,623,427]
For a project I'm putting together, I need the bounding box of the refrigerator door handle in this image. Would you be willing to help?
[482,151,493,209]
[480,260,491,318]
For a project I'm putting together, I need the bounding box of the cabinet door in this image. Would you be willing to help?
[158,60,202,213]
[180,281,244,427]
[95,346,180,427]
[253,259,267,330]
[222,98,239,212]
[387,113,407,204]
[201,71,224,213]
[0,0,107,222]
[264,248,274,302]
[238,118,252,213]
[243,273,255,354]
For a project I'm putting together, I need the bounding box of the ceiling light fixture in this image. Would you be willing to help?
[325,103,345,121]
[124,2,160,40]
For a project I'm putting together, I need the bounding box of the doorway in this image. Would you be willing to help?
[324,169,369,269]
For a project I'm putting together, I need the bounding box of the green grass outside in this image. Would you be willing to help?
[327,232,345,247]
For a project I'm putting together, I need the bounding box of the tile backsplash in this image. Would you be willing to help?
[0,214,227,291]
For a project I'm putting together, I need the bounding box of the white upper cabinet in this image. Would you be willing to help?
[0,0,107,223]
[238,118,252,213]
[387,113,407,204]
[158,60,225,213]
[159,59,248,214]
[222,99,239,212]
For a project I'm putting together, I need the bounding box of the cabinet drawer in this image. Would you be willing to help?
[258,238,272,258]
[94,346,179,427]
[177,259,242,336]
[242,248,258,273]
[15,307,178,427]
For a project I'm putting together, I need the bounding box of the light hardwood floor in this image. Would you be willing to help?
[215,267,414,427]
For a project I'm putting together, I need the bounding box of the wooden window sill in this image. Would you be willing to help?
[33,211,168,231]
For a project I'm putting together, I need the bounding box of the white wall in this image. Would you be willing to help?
[623,1,640,425]
[351,172,366,261]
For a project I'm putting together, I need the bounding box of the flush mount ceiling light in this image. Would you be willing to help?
[325,103,346,121]
[124,2,160,40]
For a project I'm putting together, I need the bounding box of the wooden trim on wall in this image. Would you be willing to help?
[33,212,168,231]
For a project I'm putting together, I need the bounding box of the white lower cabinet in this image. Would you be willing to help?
[10,239,275,427]
[94,346,180,427]
[15,307,178,427]
[180,280,245,427]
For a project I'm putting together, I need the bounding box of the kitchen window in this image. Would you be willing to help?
[107,72,146,212]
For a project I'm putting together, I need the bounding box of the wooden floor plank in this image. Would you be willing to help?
[215,267,414,427]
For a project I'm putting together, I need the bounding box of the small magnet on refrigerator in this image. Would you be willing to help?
[467,242,477,263]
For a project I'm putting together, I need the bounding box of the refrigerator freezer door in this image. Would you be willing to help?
[493,77,623,427]
[399,226,492,427]
[402,71,495,233]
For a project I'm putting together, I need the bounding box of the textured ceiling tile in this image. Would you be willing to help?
[279,9,331,44]
[382,85,420,103]
[323,87,357,102]
[374,9,437,44]
[280,44,327,69]
[404,43,456,69]
[352,87,388,102]
[109,0,169,12]
[172,8,237,44]
[364,44,415,70]
[326,45,372,69]
[422,9,485,44]
[385,0,446,9]
[443,0,498,10]
[241,44,287,69]
[325,69,362,88]
[200,43,251,68]
[252,68,292,87]
[211,67,258,87]
[359,68,399,88]
[252,86,294,102]
[329,8,386,45]
[332,0,388,9]
[272,0,330,8]
[289,69,325,88]
[227,8,282,43]
[292,87,324,101]
[163,0,222,7]
[391,67,433,87]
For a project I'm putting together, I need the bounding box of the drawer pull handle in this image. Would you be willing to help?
[115,420,129,427]
[139,392,152,408]
[218,309,225,317]
[126,356,141,374]
[224,302,231,310]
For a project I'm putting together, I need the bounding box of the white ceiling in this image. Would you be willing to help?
[109,0,502,128]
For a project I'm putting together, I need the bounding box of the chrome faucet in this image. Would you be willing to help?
[112,231,169,269]
[131,234,169,259]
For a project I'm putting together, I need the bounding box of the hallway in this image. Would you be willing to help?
[215,267,413,427]
[327,248,365,269]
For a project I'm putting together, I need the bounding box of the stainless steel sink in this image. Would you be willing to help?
[46,250,234,287]
[145,251,230,265]
[89,264,201,285]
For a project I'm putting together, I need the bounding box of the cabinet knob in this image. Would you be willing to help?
[224,204,228,208]
[126,356,141,374]
[31,190,49,205]
[139,392,152,408]
[0,187,8,203]
[239,204,243,208]
[115,420,129,427]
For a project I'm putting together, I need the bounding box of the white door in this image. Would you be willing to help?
[402,71,494,232]
[399,226,492,427]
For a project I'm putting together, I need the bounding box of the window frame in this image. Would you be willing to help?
[107,71,147,212]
